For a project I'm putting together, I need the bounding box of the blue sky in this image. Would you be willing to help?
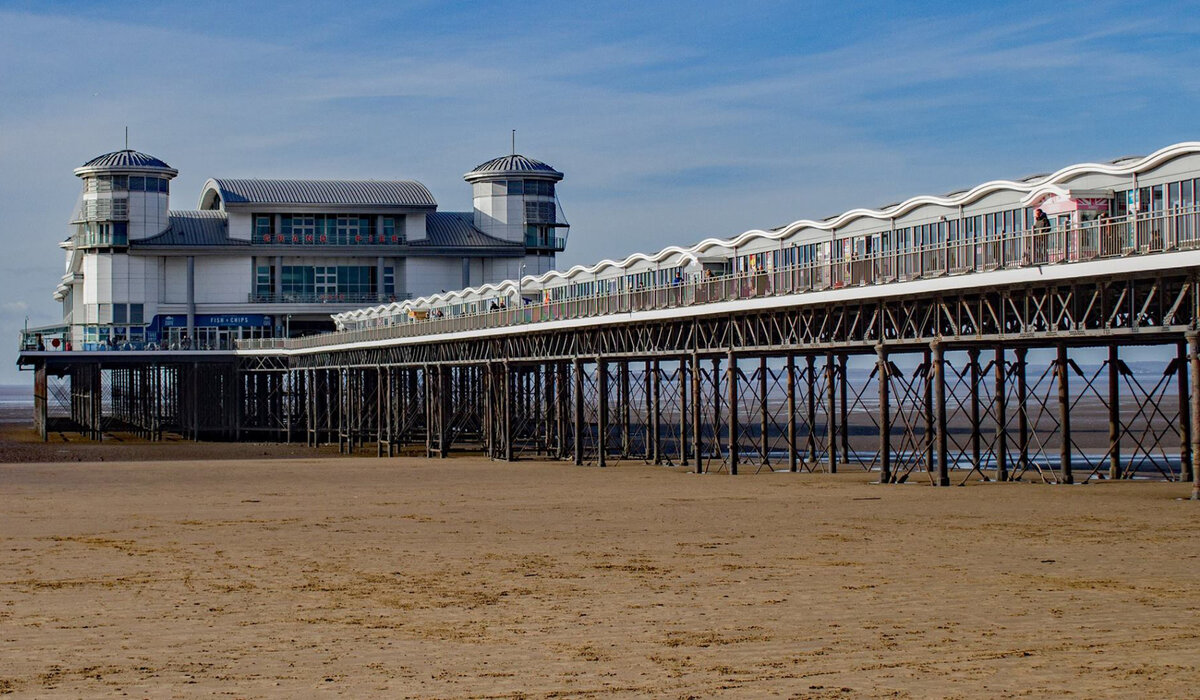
[1,0,1199,382]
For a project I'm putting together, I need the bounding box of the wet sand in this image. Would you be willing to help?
[1,448,1197,698]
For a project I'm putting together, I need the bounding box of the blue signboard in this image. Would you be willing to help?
[149,314,273,330]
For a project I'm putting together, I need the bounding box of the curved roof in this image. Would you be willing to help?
[336,141,1200,319]
[202,178,437,208]
[420,212,523,250]
[75,149,177,176]
[464,154,563,182]
[135,211,238,247]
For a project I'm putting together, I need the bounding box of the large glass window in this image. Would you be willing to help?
[271,214,381,245]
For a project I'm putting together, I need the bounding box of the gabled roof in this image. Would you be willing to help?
[202,178,437,208]
[134,210,242,247]
[464,154,563,182]
[418,212,523,249]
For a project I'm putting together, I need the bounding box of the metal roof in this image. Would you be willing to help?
[135,211,240,247]
[206,178,437,208]
[418,212,523,249]
[464,154,563,182]
[76,149,177,175]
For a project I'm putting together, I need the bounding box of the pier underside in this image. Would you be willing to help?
[21,269,1200,490]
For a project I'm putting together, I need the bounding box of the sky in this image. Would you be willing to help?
[1,0,1199,383]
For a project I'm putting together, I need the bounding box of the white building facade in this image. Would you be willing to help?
[53,149,568,350]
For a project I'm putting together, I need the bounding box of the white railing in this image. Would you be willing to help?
[238,207,1200,352]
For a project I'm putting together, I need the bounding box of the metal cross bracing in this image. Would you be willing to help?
[25,267,1200,497]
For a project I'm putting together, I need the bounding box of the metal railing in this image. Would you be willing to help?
[246,292,411,304]
[235,207,1200,352]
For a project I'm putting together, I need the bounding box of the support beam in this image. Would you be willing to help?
[931,341,949,486]
[969,348,981,478]
[826,351,837,474]
[597,357,609,467]
[573,358,584,466]
[787,354,798,473]
[1189,331,1200,500]
[727,350,738,475]
[877,345,890,484]
[1058,344,1073,484]
[1016,347,1029,478]
[994,347,1008,482]
[691,353,702,474]
[1109,344,1121,480]
[1178,340,1192,483]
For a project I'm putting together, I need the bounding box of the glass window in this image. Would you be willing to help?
[158,178,169,194]
[113,303,128,324]
[508,180,524,195]
[129,176,145,192]
[130,303,144,324]
[112,175,128,190]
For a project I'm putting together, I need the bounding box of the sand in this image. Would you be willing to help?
[1,450,1198,698]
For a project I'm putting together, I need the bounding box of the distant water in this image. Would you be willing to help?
[0,384,32,424]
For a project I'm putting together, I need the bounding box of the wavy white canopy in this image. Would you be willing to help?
[333,141,1200,329]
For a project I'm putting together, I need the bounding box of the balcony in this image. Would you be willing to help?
[247,292,412,305]
[524,233,567,251]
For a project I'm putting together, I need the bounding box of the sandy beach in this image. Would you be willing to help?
[0,442,1197,698]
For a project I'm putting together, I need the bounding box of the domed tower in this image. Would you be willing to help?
[465,153,566,276]
[72,149,178,247]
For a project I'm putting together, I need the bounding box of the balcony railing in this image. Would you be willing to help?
[525,234,567,250]
[246,292,412,304]
[238,207,1200,352]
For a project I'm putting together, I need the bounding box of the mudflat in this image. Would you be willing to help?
[0,455,1197,698]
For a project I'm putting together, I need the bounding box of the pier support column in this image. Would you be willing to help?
[33,364,47,442]
[877,345,890,483]
[573,358,584,466]
[1057,344,1073,484]
[806,355,817,466]
[826,351,837,474]
[727,350,739,475]
[691,353,702,473]
[619,361,630,458]
[1016,347,1029,477]
[1188,332,1200,500]
[931,341,949,486]
[679,358,689,467]
[759,356,769,467]
[651,359,661,464]
[787,354,798,473]
[969,348,981,477]
[994,347,1008,482]
[597,357,609,467]
[503,363,514,462]
[1109,345,1121,480]
[1178,340,1192,483]
[712,357,722,461]
[839,353,850,468]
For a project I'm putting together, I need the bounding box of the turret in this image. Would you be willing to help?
[72,149,178,248]
[465,154,567,262]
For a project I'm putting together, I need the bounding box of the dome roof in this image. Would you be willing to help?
[76,149,176,174]
[464,154,563,182]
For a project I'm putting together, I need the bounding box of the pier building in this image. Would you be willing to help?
[16,142,1200,496]
[43,148,567,351]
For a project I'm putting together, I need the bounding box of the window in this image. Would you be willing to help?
[113,304,128,324]
[525,201,556,223]
[255,216,273,240]
[256,265,274,295]
[507,180,524,195]
[129,176,145,191]
[384,267,395,296]
[130,303,144,324]
[112,199,128,219]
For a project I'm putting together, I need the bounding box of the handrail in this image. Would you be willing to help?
[230,206,1192,351]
